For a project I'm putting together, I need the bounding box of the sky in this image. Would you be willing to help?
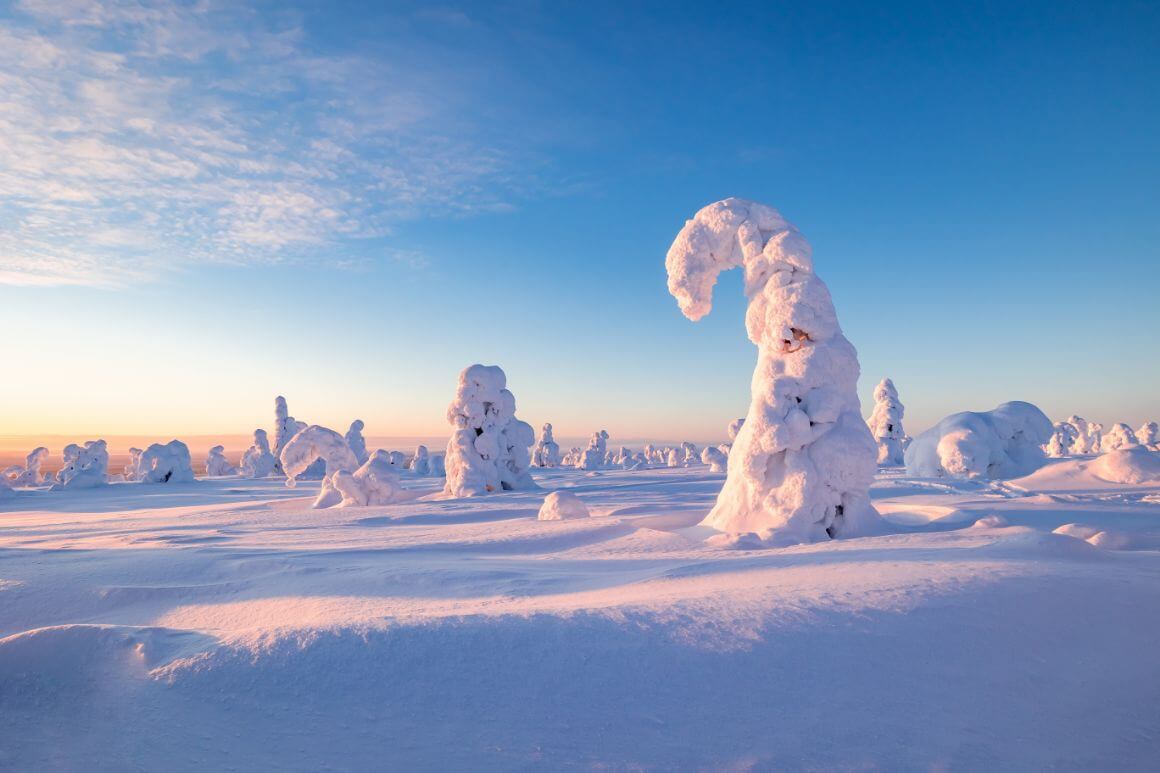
[1,0,1158,447]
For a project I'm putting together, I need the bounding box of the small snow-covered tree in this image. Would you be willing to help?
[1103,423,1138,451]
[240,430,277,478]
[280,425,359,488]
[9,447,49,487]
[443,364,536,497]
[135,440,196,484]
[681,442,698,466]
[666,447,682,468]
[667,198,879,543]
[325,450,405,508]
[1045,421,1079,457]
[702,446,728,473]
[345,420,369,465]
[1067,416,1102,455]
[1137,421,1159,449]
[429,451,446,477]
[576,430,609,471]
[206,445,237,476]
[273,395,308,473]
[410,445,431,475]
[55,440,109,489]
[532,423,562,468]
[866,378,908,466]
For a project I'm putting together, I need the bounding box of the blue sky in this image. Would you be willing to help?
[1,0,1157,442]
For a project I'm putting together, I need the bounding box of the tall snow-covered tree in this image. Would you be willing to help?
[866,378,908,465]
[443,364,536,497]
[666,198,878,544]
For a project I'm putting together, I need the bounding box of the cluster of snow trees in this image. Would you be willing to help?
[1042,416,1158,457]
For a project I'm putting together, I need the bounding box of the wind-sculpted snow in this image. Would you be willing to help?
[443,364,536,497]
[867,378,908,465]
[905,401,1053,479]
[666,198,879,544]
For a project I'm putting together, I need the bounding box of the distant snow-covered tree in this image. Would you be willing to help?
[206,445,237,476]
[866,378,908,466]
[1103,423,1139,452]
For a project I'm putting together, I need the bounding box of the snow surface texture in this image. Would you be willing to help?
[866,378,908,465]
[53,440,109,489]
[240,429,277,478]
[205,446,236,477]
[532,423,562,468]
[345,420,369,465]
[3,464,1160,770]
[536,489,590,520]
[905,401,1053,480]
[129,441,196,485]
[1103,422,1138,452]
[666,198,879,544]
[443,364,536,497]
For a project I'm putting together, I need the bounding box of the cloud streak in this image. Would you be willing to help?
[0,0,526,286]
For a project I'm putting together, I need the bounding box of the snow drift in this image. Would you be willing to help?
[537,490,590,520]
[666,198,879,544]
[1089,447,1160,485]
[904,401,1053,479]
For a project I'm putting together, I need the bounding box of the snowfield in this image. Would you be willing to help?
[2,462,1160,770]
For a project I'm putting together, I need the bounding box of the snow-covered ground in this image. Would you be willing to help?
[2,462,1159,770]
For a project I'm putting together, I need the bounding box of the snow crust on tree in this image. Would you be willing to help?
[727,418,745,443]
[280,425,359,488]
[54,440,109,489]
[537,490,590,521]
[866,378,908,465]
[577,430,609,471]
[532,423,562,468]
[904,401,1053,480]
[205,445,237,476]
[135,440,196,484]
[345,420,369,465]
[240,430,277,478]
[8,447,49,487]
[667,198,879,543]
[1089,447,1160,485]
[443,364,536,497]
[701,446,728,473]
[1103,423,1138,452]
[1137,421,1159,449]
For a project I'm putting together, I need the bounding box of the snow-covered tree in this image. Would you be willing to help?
[701,446,728,473]
[537,490,590,520]
[666,447,682,468]
[9,447,49,487]
[134,440,196,484]
[429,451,446,477]
[240,430,277,478]
[666,198,879,543]
[1137,421,1159,449]
[1068,416,1103,455]
[1045,421,1080,457]
[727,418,745,443]
[443,364,536,497]
[410,445,431,475]
[280,425,359,488]
[866,378,908,465]
[345,420,369,465]
[576,430,609,471]
[54,440,109,489]
[323,450,405,508]
[206,445,237,476]
[532,423,562,468]
[904,401,1053,479]
[1103,423,1139,451]
[273,395,307,473]
[681,442,698,466]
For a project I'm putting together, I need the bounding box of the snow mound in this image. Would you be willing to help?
[1053,523,1134,550]
[971,514,1010,529]
[904,401,1053,480]
[443,364,536,497]
[537,490,590,521]
[1089,447,1160,485]
[666,198,879,543]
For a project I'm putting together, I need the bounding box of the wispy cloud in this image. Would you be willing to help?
[0,0,527,286]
